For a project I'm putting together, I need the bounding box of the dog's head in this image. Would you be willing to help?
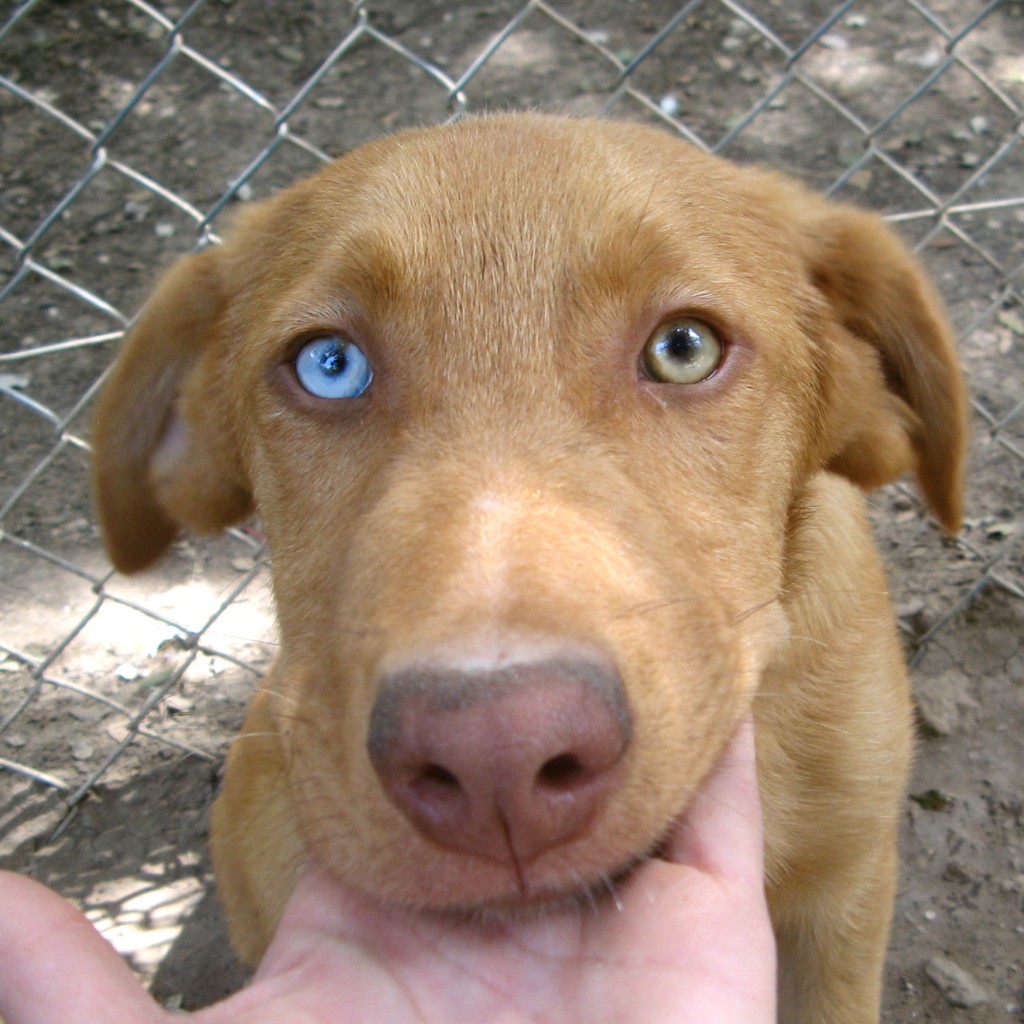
[92,114,965,912]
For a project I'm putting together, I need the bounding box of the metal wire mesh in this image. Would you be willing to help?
[1,0,1023,1010]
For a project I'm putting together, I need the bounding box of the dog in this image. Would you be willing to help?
[91,113,967,1023]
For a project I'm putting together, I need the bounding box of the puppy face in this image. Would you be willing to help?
[92,115,964,912]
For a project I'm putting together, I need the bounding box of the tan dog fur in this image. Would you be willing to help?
[92,114,967,1024]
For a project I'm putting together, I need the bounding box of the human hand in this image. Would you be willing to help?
[0,717,774,1024]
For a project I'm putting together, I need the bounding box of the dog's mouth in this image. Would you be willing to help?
[409,859,639,926]
[403,830,671,924]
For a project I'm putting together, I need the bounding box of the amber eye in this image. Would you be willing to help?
[642,318,723,384]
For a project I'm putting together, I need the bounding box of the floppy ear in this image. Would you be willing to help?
[92,247,253,573]
[805,205,968,532]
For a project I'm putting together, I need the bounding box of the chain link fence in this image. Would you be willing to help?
[2,0,1023,1016]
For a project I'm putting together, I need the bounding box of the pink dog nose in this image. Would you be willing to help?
[368,658,632,866]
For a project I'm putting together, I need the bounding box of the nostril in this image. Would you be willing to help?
[419,763,461,790]
[402,763,467,829]
[537,753,589,791]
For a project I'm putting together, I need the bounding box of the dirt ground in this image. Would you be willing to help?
[1,1,1023,1020]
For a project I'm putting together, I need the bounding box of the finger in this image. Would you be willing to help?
[664,715,765,888]
[0,871,165,1024]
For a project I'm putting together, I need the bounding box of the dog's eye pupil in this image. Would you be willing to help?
[295,335,373,400]
[665,325,700,360]
[642,318,722,385]
[318,345,346,376]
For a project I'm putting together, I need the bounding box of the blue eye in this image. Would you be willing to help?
[295,335,372,399]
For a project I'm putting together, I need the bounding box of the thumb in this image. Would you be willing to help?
[0,871,165,1024]
[665,715,765,889]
